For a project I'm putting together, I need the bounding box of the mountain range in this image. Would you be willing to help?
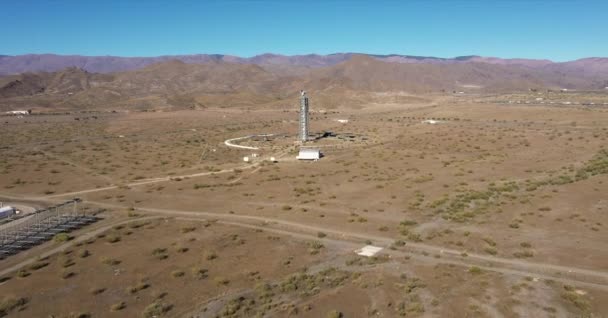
[1,53,607,76]
[1,53,607,111]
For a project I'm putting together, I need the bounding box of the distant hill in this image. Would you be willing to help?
[304,55,602,93]
[0,60,297,111]
[0,67,113,98]
[1,54,607,112]
[1,53,607,79]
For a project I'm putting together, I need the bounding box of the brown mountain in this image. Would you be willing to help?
[3,53,607,78]
[0,60,299,111]
[1,55,606,112]
[0,67,113,98]
[304,55,596,93]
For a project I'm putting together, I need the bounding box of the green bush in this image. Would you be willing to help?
[171,270,185,278]
[326,310,343,318]
[142,301,172,318]
[106,234,121,243]
[54,233,72,243]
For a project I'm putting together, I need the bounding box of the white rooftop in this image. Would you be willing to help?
[355,245,383,257]
[422,119,440,124]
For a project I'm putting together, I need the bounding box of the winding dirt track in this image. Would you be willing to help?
[41,163,257,199]
[1,200,608,293]
[49,199,608,291]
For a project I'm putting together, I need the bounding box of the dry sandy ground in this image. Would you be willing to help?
[1,92,607,317]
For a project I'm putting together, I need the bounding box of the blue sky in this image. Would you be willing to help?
[1,0,606,61]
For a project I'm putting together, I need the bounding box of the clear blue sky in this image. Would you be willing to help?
[1,0,607,61]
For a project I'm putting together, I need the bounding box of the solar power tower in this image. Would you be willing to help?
[299,90,309,143]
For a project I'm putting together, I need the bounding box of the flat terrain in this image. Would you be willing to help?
[1,91,607,317]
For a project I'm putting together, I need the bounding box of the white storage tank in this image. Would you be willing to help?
[297,148,321,161]
[0,206,16,219]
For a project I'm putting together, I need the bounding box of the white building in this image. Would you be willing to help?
[0,206,16,219]
[5,110,31,115]
[422,119,439,124]
[297,148,321,161]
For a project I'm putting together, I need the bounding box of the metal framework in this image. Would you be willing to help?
[299,91,309,143]
[0,199,99,260]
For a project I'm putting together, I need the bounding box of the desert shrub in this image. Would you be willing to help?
[127,281,150,294]
[317,232,327,238]
[513,250,534,258]
[142,301,172,318]
[561,289,590,311]
[0,296,28,316]
[127,211,140,217]
[54,233,72,243]
[482,237,497,247]
[214,277,230,286]
[483,247,497,255]
[152,248,168,260]
[61,270,75,279]
[111,301,126,311]
[100,257,121,266]
[308,241,324,255]
[16,270,30,278]
[468,266,483,274]
[61,257,75,268]
[151,291,168,300]
[78,249,90,258]
[326,310,343,318]
[28,261,49,271]
[90,287,106,295]
[205,252,217,260]
[192,267,208,280]
[171,270,185,278]
[106,234,121,243]
[180,226,196,233]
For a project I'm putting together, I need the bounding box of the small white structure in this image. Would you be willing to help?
[0,206,16,219]
[355,245,383,257]
[5,110,31,116]
[422,119,440,124]
[269,157,277,163]
[243,156,250,162]
[296,148,321,161]
[336,119,349,124]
